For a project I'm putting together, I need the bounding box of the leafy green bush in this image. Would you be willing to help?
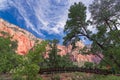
[0,32,18,73]
[12,41,47,80]
[84,62,94,69]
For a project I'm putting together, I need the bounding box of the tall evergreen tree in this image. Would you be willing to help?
[89,0,120,70]
[89,0,120,30]
[63,0,120,71]
[63,2,87,48]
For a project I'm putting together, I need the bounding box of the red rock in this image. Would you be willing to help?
[0,18,37,55]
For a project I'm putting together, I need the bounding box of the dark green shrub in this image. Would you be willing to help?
[84,62,94,69]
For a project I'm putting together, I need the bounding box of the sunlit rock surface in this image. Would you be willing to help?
[0,18,41,55]
[45,41,102,64]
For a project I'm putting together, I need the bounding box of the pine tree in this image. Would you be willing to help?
[63,0,120,71]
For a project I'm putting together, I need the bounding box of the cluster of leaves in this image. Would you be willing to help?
[63,0,120,72]
[84,62,94,69]
[12,41,47,80]
[43,39,75,68]
[0,31,18,73]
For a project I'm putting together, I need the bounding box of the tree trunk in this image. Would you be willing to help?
[105,20,113,31]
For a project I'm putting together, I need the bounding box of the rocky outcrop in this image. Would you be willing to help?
[45,41,102,64]
[0,18,41,55]
[58,42,102,64]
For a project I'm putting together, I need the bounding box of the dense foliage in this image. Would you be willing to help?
[0,31,18,73]
[43,39,75,68]
[12,41,47,80]
[63,0,120,72]
[0,31,48,80]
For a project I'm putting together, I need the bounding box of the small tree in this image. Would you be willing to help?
[12,41,47,80]
[44,39,74,68]
[0,31,18,73]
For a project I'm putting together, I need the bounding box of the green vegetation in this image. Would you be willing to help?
[63,0,120,72]
[40,72,120,80]
[1,0,120,79]
[84,62,94,69]
[0,31,47,80]
[43,39,75,68]
[0,31,18,73]
[0,31,75,79]
[0,32,74,79]
[12,41,47,80]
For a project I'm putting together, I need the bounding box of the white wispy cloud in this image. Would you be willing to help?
[0,0,94,40]
[32,0,69,35]
[9,0,45,37]
[0,0,9,10]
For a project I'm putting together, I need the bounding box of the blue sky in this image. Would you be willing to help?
[0,0,93,44]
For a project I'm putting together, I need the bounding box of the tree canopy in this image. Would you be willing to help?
[43,39,74,68]
[0,31,18,73]
[63,0,120,71]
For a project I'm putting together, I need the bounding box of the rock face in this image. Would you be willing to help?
[0,18,102,63]
[56,41,102,64]
[44,41,102,64]
[0,18,41,55]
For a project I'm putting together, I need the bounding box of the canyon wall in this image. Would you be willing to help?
[0,18,102,63]
[0,18,42,55]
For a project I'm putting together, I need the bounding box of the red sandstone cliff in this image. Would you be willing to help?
[0,18,102,63]
[45,41,102,64]
[0,18,42,55]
